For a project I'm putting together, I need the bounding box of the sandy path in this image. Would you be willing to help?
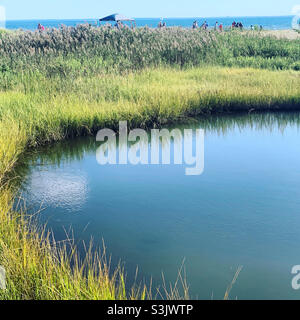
[260,29,300,40]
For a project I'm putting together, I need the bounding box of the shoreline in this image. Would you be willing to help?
[4,15,296,34]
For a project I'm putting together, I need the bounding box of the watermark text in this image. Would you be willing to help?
[96,121,204,176]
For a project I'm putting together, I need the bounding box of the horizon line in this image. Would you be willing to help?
[5,14,294,21]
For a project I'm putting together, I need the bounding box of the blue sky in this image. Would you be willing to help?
[0,0,298,20]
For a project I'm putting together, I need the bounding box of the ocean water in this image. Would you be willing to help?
[5,16,294,31]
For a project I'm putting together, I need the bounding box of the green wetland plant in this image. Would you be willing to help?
[0,25,299,90]
[0,24,299,300]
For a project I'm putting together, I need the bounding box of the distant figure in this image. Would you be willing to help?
[219,23,223,32]
[37,23,45,31]
[250,25,254,31]
[192,21,198,29]
[158,21,162,28]
[239,22,244,30]
[214,21,218,30]
[115,21,124,29]
[162,22,167,28]
[232,21,236,29]
[201,21,208,30]
[260,25,263,31]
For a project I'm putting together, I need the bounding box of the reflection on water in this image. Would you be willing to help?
[17,112,300,300]
[28,170,88,212]
[18,112,300,169]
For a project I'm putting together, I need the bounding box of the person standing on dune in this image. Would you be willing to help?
[37,23,45,31]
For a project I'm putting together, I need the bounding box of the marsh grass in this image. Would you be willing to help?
[0,26,299,300]
[0,192,144,300]
[0,66,299,299]
[0,190,192,300]
[0,26,299,92]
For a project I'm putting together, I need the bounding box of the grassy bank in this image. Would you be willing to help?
[0,26,299,300]
[1,66,299,176]
[0,66,299,299]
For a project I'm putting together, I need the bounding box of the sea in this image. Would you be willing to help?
[4,16,295,31]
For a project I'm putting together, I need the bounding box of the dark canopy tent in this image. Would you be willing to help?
[99,13,135,22]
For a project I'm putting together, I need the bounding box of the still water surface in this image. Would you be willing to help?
[20,113,300,299]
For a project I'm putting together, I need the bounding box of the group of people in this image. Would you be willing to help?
[38,20,264,32]
[192,21,209,30]
[214,21,223,31]
[250,24,263,31]
[157,21,167,28]
[37,23,45,31]
[115,21,125,29]
[192,20,223,31]
[188,20,264,31]
[232,21,244,29]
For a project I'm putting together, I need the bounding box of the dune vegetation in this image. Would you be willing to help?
[0,25,299,300]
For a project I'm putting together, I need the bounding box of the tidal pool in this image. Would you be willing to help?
[19,112,300,299]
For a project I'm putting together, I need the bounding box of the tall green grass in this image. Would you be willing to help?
[0,195,135,300]
[0,65,299,297]
[0,67,299,300]
[0,26,299,91]
[1,66,299,150]
[0,26,299,300]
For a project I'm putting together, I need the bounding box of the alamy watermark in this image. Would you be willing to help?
[291,265,300,290]
[292,5,300,30]
[0,266,6,290]
[96,121,204,176]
